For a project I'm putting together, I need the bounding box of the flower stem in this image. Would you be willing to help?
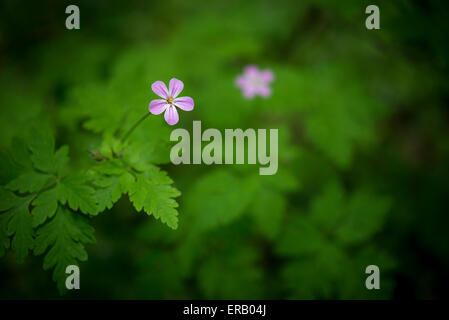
[120,112,150,143]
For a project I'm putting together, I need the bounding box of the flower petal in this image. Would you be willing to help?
[164,105,179,125]
[260,70,274,83]
[151,81,169,98]
[235,76,247,88]
[243,87,256,99]
[169,78,184,98]
[174,96,194,111]
[258,85,272,98]
[244,65,258,76]
[149,99,168,115]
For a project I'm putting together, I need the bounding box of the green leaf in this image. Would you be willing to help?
[0,187,22,210]
[268,66,381,168]
[58,174,98,215]
[53,146,70,176]
[29,127,55,172]
[89,160,136,213]
[0,188,21,257]
[309,182,346,233]
[0,188,24,256]
[308,182,391,245]
[276,216,326,257]
[31,187,59,227]
[0,192,35,262]
[185,170,253,231]
[281,245,345,299]
[127,168,181,229]
[34,207,95,292]
[250,187,286,239]
[6,171,53,193]
[93,175,125,212]
[9,137,33,168]
[93,159,126,175]
[0,151,22,185]
[334,191,391,245]
[0,212,11,257]
[127,174,148,212]
[28,128,69,175]
[124,137,173,166]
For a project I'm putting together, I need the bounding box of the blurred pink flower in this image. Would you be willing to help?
[149,78,194,125]
[235,65,274,99]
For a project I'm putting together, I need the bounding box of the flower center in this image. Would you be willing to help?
[249,76,262,87]
[167,97,174,104]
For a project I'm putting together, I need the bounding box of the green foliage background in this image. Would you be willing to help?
[1,0,449,299]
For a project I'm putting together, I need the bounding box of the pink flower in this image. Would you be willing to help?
[235,65,274,99]
[149,78,194,125]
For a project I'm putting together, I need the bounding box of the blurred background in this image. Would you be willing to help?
[0,0,449,299]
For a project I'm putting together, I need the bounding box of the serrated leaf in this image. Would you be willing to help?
[124,138,173,166]
[0,210,12,257]
[1,193,35,262]
[93,175,124,212]
[58,174,98,215]
[89,160,134,214]
[6,171,53,193]
[127,174,148,211]
[119,171,135,190]
[0,151,22,185]
[93,159,126,175]
[9,137,33,168]
[0,187,22,210]
[53,146,69,176]
[34,207,95,292]
[127,169,180,229]
[31,187,59,227]
[28,128,69,175]
[29,127,56,172]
